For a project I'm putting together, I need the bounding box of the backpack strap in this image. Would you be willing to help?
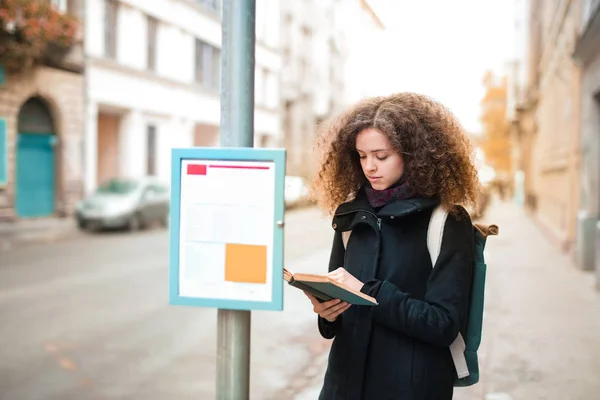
[340,206,471,379]
[341,231,351,249]
[427,205,449,267]
[426,205,469,379]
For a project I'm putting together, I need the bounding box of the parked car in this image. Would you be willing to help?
[75,177,169,231]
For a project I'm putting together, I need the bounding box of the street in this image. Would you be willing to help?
[294,200,600,400]
[2,201,600,400]
[0,207,334,400]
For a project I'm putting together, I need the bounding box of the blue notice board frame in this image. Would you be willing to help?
[169,147,286,311]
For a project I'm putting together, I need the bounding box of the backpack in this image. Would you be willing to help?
[341,205,498,387]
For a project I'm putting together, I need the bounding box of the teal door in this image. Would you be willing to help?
[16,133,56,217]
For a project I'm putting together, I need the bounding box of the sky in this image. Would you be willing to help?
[367,0,517,133]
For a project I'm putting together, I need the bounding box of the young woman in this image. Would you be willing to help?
[306,93,481,400]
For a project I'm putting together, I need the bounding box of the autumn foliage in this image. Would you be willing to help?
[0,0,78,72]
[479,71,512,174]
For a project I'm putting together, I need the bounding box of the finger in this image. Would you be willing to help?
[305,292,332,308]
[320,298,341,309]
[327,272,342,281]
[304,294,320,308]
[303,292,318,304]
[322,301,349,318]
[314,298,341,313]
[329,303,351,319]
[323,300,347,312]
[324,303,351,321]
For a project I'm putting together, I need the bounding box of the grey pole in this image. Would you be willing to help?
[216,1,255,399]
[220,0,256,148]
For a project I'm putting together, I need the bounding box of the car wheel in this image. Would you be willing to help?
[128,213,143,232]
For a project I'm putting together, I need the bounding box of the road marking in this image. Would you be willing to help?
[59,357,77,371]
[44,343,58,354]
[486,393,514,400]
[44,341,94,387]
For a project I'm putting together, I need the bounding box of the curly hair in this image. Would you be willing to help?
[312,92,481,215]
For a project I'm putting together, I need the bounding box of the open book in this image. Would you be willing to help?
[283,268,378,306]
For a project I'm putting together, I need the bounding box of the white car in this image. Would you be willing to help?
[75,177,170,231]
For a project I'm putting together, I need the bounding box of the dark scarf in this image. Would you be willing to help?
[364,178,415,208]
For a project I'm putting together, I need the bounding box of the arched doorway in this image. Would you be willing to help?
[16,97,57,218]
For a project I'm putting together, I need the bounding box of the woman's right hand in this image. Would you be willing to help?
[304,292,351,322]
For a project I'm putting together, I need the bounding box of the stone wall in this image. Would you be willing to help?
[0,66,84,221]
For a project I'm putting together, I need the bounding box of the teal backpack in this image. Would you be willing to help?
[342,205,498,387]
[427,205,498,387]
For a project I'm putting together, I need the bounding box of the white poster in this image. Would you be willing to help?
[178,159,276,302]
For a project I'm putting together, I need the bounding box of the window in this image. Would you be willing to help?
[147,125,157,176]
[147,16,158,71]
[194,39,204,84]
[195,39,221,90]
[97,178,139,194]
[212,47,221,90]
[104,0,118,59]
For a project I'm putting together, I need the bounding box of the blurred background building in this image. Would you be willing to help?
[83,0,281,192]
[0,0,386,218]
[507,0,600,282]
[280,0,384,179]
[573,0,600,279]
[1,0,599,287]
[0,0,85,220]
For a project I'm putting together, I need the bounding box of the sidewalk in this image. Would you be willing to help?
[293,200,600,400]
[0,203,318,252]
[0,217,78,251]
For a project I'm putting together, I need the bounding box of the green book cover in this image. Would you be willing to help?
[284,269,378,306]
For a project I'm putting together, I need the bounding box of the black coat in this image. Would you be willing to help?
[318,190,474,400]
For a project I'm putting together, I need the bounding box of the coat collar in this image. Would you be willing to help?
[334,186,439,218]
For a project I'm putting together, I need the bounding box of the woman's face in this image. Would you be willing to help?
[356,128,405,190]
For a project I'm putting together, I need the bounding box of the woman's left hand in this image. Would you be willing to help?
[328,268,364,292]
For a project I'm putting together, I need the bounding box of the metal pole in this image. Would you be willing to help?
[220,0,256,148]
[216,1,255,399]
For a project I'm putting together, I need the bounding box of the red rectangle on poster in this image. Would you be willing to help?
[187,164,207,175]
[209,165,270,170]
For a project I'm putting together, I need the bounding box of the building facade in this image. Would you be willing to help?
[573,0,600,277]
[279,0,384,180]
[279,0,345,179]
[512,0,582,251]
[84,0,281,193]
[507,0,543,211]
[0,0,85,221]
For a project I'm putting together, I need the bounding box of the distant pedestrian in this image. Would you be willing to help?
[306,93,481,400]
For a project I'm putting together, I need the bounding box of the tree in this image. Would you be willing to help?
[479,71,512,174]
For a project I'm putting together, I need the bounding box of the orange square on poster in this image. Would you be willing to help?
[225,243,267,284]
